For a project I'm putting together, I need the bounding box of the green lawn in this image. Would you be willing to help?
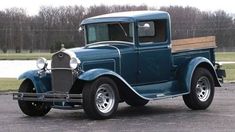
[0,52,235,92]
[215,52,235,62]
[0,78,22,92]
[221,64,235,82]
[215,52,235,82]
[0,52,233,61]
[0,53,51,60]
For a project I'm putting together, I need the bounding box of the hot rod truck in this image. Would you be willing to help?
[13,11,225,119]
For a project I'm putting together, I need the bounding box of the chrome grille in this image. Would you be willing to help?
[51,51,74,93]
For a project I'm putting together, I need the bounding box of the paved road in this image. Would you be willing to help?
[1,83,235,132]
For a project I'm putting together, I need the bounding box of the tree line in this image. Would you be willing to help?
[0,5,234,53]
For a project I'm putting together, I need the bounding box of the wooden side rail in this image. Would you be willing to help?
[172,36,216,53]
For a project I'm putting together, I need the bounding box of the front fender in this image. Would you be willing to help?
[177,57,221,93]
[78,68,121,81]
[18,70,51,93]
[78,68,151,100]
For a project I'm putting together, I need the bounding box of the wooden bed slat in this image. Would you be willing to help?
[172,36,216,53]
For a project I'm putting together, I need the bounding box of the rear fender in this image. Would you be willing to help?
[18,70,52,93]
[78,68,150,100]
[177,57,221,93]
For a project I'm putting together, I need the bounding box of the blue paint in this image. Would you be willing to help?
[18,70,52,93]
[176,57,221,94]
[81,11,169,25]
[78,68,116,81]
[17,11,222,103]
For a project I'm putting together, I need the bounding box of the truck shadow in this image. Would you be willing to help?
[19,103,190,121]
[115,104,187,118]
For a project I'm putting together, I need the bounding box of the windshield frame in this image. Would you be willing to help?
[84,22,135,45]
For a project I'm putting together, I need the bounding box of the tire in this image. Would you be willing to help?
[82,77,119,119]
[125,98,149,107]
[183,67,214,110]
[18,80,51,116]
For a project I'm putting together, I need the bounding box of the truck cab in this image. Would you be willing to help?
[13,11,225,119]
[81,11,172,85]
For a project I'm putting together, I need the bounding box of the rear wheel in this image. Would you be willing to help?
[82,77,119,119]
[183,67,214,110]
[125,98,149,107]
[18,80,51,116]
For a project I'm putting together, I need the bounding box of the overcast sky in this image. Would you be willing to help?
[0,0,234,15]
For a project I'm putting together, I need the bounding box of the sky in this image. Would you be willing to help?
[0,0,234,16]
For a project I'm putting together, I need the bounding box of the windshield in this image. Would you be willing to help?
[86,22,134,44]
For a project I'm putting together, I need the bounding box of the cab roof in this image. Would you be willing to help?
[81,11,169,25]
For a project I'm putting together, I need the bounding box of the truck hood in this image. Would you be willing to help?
[69,44,134,62]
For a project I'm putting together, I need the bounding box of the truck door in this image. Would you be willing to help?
[137,19,172,84]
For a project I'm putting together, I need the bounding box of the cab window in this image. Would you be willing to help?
[138,19,167,44]
[86,22,134,44]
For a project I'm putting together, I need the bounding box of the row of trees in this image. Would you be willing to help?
[0,5,234,53]
[162,6,235,51]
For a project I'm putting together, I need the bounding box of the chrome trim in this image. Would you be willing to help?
[111,72,189,101]
[196,76,211,102]
[85,41,134,48]
[13,92,83,103]
[52,49,77,59]
[84,25,88,44]
[50,68,73,70]
[168,44,172,49]
[95,83,115,113]
[52,105,83,110]
[51,50,75,92]
[36,57,48,70]
[138,45,170,52]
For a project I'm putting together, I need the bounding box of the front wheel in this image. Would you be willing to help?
[183,67,214,110]
[82,77,119,119]
[18,80,51,116]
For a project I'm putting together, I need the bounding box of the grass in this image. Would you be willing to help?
[0,78,22,92]
[0,52,235,92]
[0,66,234,92]
[215,52,235,62]
[215,52,235,82]
[0,52,233,61]
[0,53,51,60]
[221,64,235,82]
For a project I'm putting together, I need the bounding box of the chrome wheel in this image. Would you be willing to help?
[83,77,119,119]
[95,84,115,113]
[196,76,211,102]
[183,68,214,110]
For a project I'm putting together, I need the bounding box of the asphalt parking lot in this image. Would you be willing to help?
[1,83,235,132]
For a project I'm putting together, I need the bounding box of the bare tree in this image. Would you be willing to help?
[0,5,234,52]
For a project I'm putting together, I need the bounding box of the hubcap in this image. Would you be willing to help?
[95,84,115,113]
[196,76,211,102]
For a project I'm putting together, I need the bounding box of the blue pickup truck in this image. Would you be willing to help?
[13,11,225,119]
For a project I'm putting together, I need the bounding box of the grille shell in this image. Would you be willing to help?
[51,51,74,93]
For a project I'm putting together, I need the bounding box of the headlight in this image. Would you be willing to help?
[70,57,81,70]
[36,57,48,70]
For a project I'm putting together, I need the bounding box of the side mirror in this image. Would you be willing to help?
[138,22,154,37]
[78,27,83,32]
[138,23,150,29]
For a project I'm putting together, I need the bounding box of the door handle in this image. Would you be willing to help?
[167,45,172,49]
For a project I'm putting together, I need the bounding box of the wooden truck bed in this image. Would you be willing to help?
[172,36,216,53]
